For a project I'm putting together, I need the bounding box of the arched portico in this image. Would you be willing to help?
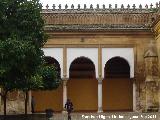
[67,48,98,78]
[67,57,98,111]
[32,56,63,112]
[102,48,134,78]
[103,57,133,111]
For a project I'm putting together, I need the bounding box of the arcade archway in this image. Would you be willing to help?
[32,56,63,112]
[68,57,98,111]
[103,57,133,111]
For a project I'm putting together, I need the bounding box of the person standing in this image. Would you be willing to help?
[65,99,73,120]
[31,96,35,113]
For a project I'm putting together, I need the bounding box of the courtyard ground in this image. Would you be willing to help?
[0,112,159,120]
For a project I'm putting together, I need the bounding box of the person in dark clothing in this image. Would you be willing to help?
[31,96,35,113]
[65,99,73,120]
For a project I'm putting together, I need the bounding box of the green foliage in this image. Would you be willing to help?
[0,0,59,92]
[0,0,46,47]
[0,38,44,91]
[40,65,61,90]
[0,0,60,115]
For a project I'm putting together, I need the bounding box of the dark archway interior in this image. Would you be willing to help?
[68,57,98,111]
[32,56,63,112]
[105,57,130,78]
[69,57,95,78]
[44,56,61,78]
[103,57,133,111]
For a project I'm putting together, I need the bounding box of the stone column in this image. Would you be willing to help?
[97,78,103,113]
[62,78,68,113]
[133,79,137,112]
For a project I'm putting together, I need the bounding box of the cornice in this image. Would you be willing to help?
[44,24,151,32]
[41,5,159,32]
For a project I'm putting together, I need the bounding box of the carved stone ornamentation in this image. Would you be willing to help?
[90,4,93,9]
[145,4,148,9]
[115,4,117,9]
[84,4,87,10]
[58,4,61,10]
[121,4,124,9]
[96,4,99,9]
[139,4,142,9]
[132,4,136,9]
[102,4,105,9]
[65,4,68,10]
[46,4,49,10]
[145,81,159,112]
[127,4,130,9]
[42,7,159,32]
[52,4,55,10]
[71,4,74,9]
[144,40,160,112]
[77,4,80,10]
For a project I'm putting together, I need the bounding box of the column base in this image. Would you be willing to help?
[97,107,103,113]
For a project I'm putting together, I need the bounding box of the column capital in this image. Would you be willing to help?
[97,78,103,84]
[62,77,69,81]
[62,78,69,86]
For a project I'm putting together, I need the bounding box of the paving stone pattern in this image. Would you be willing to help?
[0,112,160,120]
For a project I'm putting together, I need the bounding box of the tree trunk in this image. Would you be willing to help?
[25,91,28,115]
[3,91,7,116]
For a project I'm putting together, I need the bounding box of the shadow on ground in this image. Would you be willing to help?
[0,114,47,120]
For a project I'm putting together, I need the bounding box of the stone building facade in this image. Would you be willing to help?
[2,3,160,113]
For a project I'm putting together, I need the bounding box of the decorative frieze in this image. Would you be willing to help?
[41,4,159,31]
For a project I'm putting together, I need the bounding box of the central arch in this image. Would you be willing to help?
[103,57,133,111]
[68,57,98,111]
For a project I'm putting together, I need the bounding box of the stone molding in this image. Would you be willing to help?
[44,24,152,32]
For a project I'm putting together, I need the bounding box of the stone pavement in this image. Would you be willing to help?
[53,112,160,120]
[0,112,160,120]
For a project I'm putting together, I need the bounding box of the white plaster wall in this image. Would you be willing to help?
[102,48,134,78]
[67,48,98,78]
[42,48,63,78]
